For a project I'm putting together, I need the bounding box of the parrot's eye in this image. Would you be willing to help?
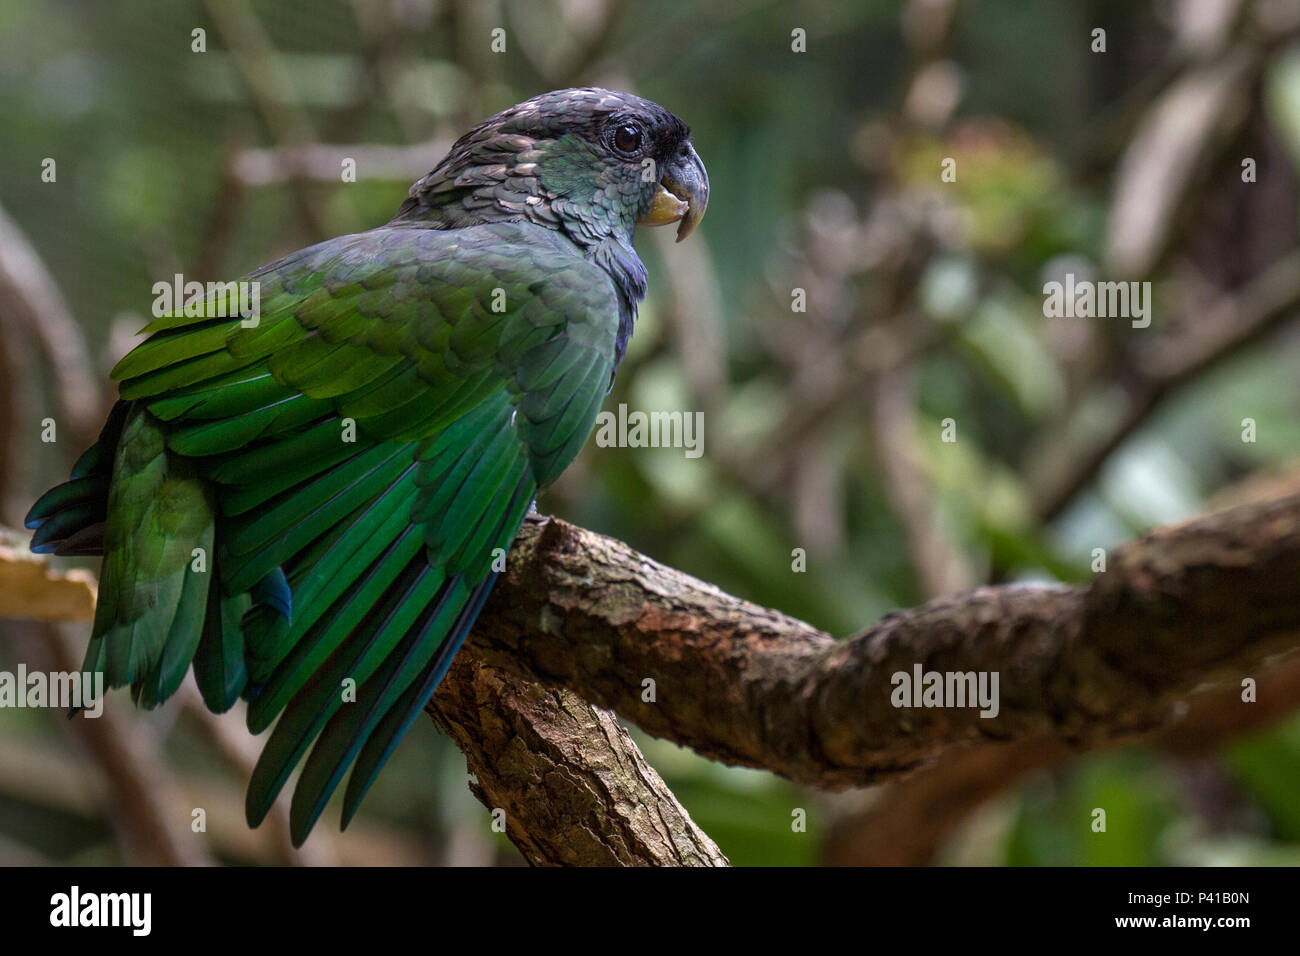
[613,123,643,154]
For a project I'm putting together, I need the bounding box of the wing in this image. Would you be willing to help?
[108,221,620,842]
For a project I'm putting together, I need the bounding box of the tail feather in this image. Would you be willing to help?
[88,404,217,707]
[25,401,129,555]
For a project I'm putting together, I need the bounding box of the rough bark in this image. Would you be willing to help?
[428,656,728,866]
[470,494,1300,789]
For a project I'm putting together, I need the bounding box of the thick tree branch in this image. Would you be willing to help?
[427,657,728,866]
[5,493,1297,863]
[472,494,1300,789]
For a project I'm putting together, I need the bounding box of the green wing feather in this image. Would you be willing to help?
[36,221,620,843]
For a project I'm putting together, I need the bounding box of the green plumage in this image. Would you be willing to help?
[26,87,707,845]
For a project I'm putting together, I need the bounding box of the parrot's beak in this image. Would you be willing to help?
[640,143,709,242]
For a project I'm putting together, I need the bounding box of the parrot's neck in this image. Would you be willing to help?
[588,236,647,368]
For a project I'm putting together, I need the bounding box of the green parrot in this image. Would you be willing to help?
[26,88,708,845]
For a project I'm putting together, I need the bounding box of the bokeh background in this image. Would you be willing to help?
[2,0,1300,865]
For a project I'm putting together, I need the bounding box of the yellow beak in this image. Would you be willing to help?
[638,143,709,242]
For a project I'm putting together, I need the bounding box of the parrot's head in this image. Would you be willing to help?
[395,87,709,246]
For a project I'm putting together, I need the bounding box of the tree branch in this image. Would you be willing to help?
[1029,242,1300,521]
[471,494,1300,789]
[5,492,1297,863]
[823,650,1300,865]
[7,621,213,866]
[428,657,728,866]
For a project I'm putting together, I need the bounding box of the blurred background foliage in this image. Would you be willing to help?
[1,0,1300,866]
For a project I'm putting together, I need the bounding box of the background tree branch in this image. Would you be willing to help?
[1028,246,1300,520]
[821,651,1300,865]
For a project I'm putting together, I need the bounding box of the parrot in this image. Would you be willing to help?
[24,87,708,846]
